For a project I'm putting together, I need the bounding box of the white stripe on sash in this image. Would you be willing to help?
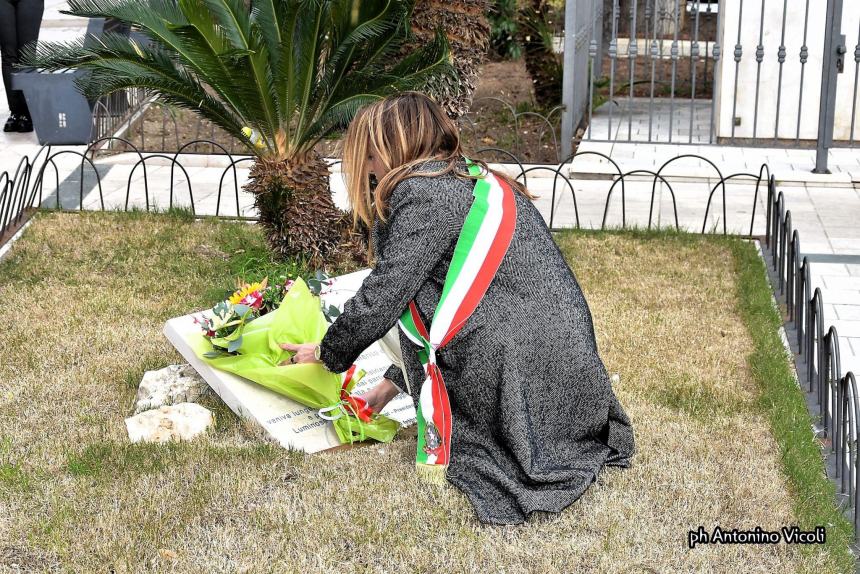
[397,317,425,347]
[429,172,505,346]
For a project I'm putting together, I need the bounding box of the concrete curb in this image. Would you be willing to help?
[0,216,35,262]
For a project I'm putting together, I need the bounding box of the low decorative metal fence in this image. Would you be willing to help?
[766,175,859,539]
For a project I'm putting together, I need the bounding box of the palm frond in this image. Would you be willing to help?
[291,4,325,141]
[251,0,285,72]
[302,93,383,145]
[21,32,250,147]
[303,29,452,146]
[25,0,453,160]
[80,68,247,143]
[64,0,185,24]
[202,0,279,138]
[314,0,405,108]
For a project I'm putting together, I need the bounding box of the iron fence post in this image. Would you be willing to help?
[814,0,845,173]
[561,0,578,161]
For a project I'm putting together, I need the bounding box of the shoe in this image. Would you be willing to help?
[3,114,18,132]
[14,115,33,133]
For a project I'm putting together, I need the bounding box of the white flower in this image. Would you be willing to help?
[209,302,236,331]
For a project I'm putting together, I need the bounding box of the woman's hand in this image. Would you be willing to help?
[359,378,402,413]
[278,342,320,365]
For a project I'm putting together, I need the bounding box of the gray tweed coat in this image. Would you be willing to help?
[319,159,635,525]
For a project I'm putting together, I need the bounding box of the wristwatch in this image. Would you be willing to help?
[314,344,332,372]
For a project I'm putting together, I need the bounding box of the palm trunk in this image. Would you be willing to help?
[406,0,491,119]
[246,151,365,267]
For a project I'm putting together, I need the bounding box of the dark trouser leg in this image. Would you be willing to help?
[0,0,19,115]
[13,0,44,117]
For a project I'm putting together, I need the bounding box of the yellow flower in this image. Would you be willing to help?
[229,282,264,305]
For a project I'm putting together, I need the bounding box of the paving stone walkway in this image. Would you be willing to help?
[586,98,714,145]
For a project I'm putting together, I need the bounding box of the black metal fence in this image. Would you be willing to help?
[90,88,150,145]
[0,139,769,232]
[557,0,860,172]
[766,174,859,539]
[583,0,720,144]
[0,144,856,541]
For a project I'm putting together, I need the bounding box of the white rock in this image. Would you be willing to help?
[125,403,214,443]
[134,364,209,414]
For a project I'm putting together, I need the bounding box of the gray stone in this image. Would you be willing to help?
[125,403,215,443]
[133,364,210,414]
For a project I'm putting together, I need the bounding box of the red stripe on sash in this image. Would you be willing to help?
[439,177,517,348]
[408,301,430,341]
[430,364,452,465]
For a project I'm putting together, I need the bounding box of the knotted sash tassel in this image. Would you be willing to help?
[415,462,448,485]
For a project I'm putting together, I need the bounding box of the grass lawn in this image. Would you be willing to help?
[0,211,853,573]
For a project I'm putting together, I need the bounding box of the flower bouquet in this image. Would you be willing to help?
[189,276,399,445]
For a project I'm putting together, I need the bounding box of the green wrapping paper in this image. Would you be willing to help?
[189,277,399,445]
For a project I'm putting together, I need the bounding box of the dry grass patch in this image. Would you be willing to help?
[0,213,851,573]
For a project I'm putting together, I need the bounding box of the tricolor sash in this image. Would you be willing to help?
[397,159,517,480]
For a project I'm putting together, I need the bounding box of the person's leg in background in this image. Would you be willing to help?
[0,0,44,132]
[12,0,45,132]
[0,0,21,131]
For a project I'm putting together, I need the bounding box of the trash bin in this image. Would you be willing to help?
[10,18,132,145]
[11,68,96,145]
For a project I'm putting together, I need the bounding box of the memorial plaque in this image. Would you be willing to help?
[318,269,417,426]
[163,269,416,454]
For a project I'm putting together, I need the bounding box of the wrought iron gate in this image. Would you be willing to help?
[560,0,860,171]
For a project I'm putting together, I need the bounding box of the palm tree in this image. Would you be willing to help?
[23,0,452,265]
[519,0,563,108]
[405,0,490,119]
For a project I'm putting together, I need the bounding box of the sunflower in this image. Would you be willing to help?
[229,283,262,304]
[229,277,269,308]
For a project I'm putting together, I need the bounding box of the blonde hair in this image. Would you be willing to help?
[341,92,534,258]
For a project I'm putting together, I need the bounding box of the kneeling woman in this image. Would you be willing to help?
[283,92,635,525]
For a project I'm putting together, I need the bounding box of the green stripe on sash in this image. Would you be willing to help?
[433,161,487,321]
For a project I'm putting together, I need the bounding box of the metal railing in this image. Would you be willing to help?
[557,0,860,169]
[580,0,721,145]
[765,174,859,539]
[1,141,769,233]
[89,87,150,145]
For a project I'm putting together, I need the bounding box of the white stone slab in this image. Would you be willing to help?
[835,305,860,321]
[163,269,416,454]
[828,320,860,339]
